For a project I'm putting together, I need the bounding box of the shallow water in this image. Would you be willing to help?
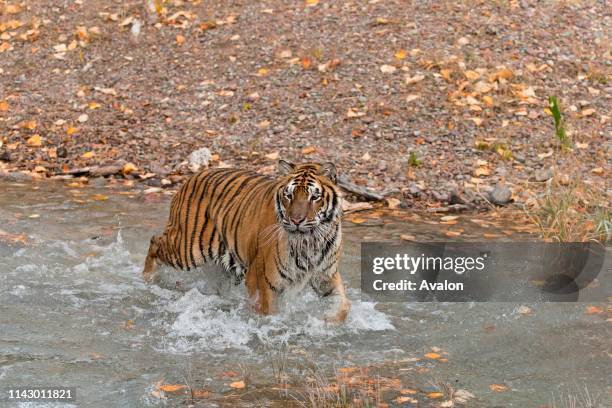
[0,180,610,407]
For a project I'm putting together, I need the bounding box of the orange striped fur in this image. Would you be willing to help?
[143,160,350,322]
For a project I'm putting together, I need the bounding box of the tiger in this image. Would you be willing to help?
[143,160,350,323]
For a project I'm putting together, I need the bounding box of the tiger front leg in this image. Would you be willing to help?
[143,235,162,283]
[312,271,351,324]
[245,259,279,315]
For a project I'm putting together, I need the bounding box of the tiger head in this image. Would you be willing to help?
[275,160,342,234]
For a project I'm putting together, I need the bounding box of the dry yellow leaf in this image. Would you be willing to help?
[426,392,444,399]
[305,0,319,5]
[257,67,269,76]
[400,388,418,395]
[489,68,513,82]
[88,102,101,110]
[350,217,366,224]
[445,230,462,237]
[0,100,8,111]
[394,49,407,60]
[159,384,186,393]
[176,34,185,45]
[489,383,509,392]
[440,69,452,81]
[22,120,37,130]
[66,126,79,135]
[82,151,95,159]
[0,42,10,53]
[92,194,109,201]
[26,134,42,147]
[581,108,596,117]
[122,162,138,175]
[473,167,490,177]
[5,4,21,14]
[424,352,441,360]
[464,70,480,80]
[482,95,494,106]
[229,380,245,389]
[301,56,312,69]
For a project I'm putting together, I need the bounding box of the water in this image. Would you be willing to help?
[0,180,609,407]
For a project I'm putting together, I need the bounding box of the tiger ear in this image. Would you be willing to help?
[320,162,337,183]
[278,159,295,175]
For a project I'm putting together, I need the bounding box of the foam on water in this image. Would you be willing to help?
[155,286,394,354]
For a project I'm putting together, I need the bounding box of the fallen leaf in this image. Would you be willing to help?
[591,167,604,175]
[302,146,317,155]
[0,100,8,111]
[489,68,513,82]
[400,388,418,395]
[585,305,603,315]
[159,384,186,393]
[265,151,280,160]
[300,56,312,69]
[305,0,319,6]
[66,126,79,135]
[445,230,462,237]
[517,305,532,315]
[229,380,245,389]
[440,215,459,222]
[400,234,416,241]
[405,94,420,103]
[394,49,407,60]
[424,352,441,360]
[464,70,480,80]
[396,396,417,404]
[122,162,138,175]
[386,197,401,209]
[581,108,596,117]
[192,389,211,398]
[92,194,109,201]
[489,383,509,392]
[405,74,425,85]
[257,67,269,76]
[427,392,444,399]
[380,64,397,74]
[82,151,95,159]
[26,134,42,147]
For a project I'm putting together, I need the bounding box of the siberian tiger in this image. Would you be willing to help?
[143,160,350,322]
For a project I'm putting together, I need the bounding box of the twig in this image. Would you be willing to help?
[337,176,386,201]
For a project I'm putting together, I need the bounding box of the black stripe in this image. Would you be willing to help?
[193,170,228,263]
[265,275,278,292]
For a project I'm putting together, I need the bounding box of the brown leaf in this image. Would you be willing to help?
[585,305,603,315]
[301,146,317,155]
[122,162,138,175]
[426,392,444,399]
[26,134,42,147]
[0,100,8,111]
[489,383,509,392]
[229,380,245,389]
[192,389,211,398]
[159,384,186,393]
[176,34,185,45]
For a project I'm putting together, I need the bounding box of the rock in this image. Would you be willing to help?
[407,182,421,196]
[489,184,512,205]
[535,167,553,182]
[0,151,13,162]
[57,146,68,158]
[188,147,212,172]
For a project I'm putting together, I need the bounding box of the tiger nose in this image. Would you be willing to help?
[290,216,305,225]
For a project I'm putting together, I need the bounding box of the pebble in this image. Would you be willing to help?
[57,146,68,158]
[535,167,554,182]
[0,151,13,162]
[489,184,512,205]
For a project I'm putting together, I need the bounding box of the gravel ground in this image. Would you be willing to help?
[0,0,610,208]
